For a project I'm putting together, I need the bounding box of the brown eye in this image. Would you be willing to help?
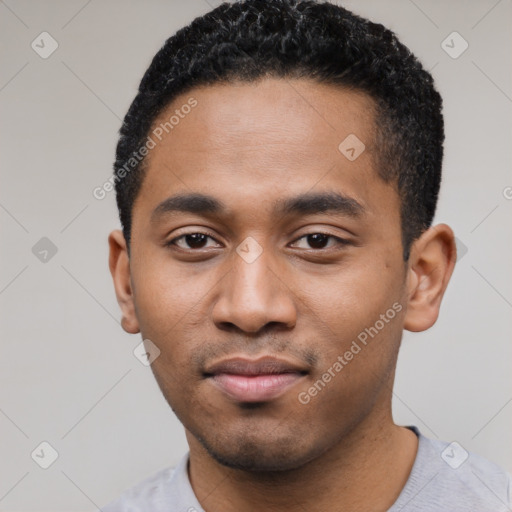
[290,233,349,250]
[167,232,221,250]
[306,234,329,249]
[183,233,208,249]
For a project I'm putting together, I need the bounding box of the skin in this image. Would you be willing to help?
[109,78,456,511]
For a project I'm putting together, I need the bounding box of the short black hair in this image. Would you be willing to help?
[113,0,444,261]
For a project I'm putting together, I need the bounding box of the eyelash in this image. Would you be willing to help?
[165,231,350,251]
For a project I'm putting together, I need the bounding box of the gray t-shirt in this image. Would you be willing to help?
[102,426,512,511]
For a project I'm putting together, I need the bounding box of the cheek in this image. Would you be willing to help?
[309,260,401,332]
[298,256,405,388]
[131,255,218,333]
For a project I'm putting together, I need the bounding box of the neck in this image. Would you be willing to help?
[186,411,418,512]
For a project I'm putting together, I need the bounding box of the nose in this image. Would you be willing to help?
[212,246,297,334]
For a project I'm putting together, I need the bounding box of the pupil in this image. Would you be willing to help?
[308,233,328,249]
[186,233,207,248]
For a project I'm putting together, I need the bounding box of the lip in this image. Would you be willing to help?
[204,356,308,403]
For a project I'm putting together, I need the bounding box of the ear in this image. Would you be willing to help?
[108,230,140,334]
[403,223,457,332]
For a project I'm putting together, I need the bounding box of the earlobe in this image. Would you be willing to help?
[403,224,457,333]
[108,230,140,334]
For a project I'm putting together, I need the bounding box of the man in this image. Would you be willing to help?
[104,0,512,510]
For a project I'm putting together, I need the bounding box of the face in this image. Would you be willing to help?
[115,78,413,471]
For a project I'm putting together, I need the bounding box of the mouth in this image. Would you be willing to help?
[204,356,308,403]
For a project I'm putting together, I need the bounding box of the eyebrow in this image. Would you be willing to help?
[274,191,365,218]
[151,191,365,223]
[151,193,223,222]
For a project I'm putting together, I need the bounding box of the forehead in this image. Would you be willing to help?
[148,78,376,165]
[135,78,398,226]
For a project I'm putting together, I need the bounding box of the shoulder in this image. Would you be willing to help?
[390,427,512,512]
[101,465,177,512]
[101,452,203,511]
[427,434,511,494]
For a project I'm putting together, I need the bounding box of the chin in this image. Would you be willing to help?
[194,429,322,472]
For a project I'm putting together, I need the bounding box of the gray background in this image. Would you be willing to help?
[1,0,511,510]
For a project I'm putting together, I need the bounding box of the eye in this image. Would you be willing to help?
[290,233,349,250]
[167,232,222,250]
